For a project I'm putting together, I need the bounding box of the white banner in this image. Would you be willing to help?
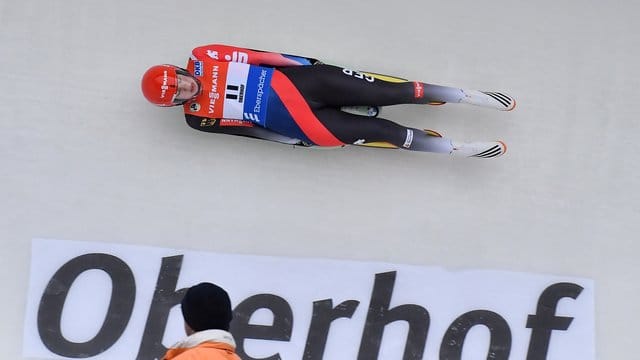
[24,239,595,360]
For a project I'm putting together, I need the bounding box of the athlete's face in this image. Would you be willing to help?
[174,74,200,102]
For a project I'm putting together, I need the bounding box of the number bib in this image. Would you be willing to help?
[184,59,273,126]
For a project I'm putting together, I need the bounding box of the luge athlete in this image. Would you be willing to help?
[141,44,515,158]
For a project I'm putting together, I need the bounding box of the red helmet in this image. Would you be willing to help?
[141,64,188,106]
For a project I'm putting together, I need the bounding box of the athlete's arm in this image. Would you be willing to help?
[185,115,309,146]
[191,44,320,67]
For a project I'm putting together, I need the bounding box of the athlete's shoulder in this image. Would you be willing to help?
[191,44,249,63]
[184,114,217,130]
[190,44,319,67]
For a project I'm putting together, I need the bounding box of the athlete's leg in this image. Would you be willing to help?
[279,64,515,111]
[316,108,507,157]
[314,108,453,154]
[279,64,431,106]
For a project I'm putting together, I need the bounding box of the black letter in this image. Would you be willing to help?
[358,271,430,360]
[526,282,583,360]
[137,255,187,360]
[231,294,293,360]
[37,253,135,358]
[303,299,360,359]
[439,310,511,360]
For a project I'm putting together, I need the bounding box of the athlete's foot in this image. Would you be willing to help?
[451,141,507,158]
[460,90,516,111]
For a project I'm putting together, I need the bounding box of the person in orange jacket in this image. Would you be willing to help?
[163,282,240,360]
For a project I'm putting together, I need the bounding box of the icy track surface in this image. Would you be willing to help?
[2,0,639,358]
